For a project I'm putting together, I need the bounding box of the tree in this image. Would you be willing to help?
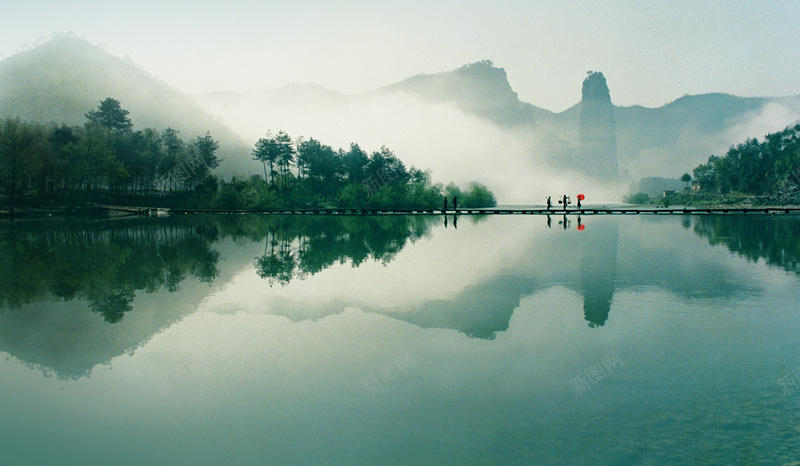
[159,127,184,189]
[253,133,279,185]
[274,130,295,188]
[464,182,497,207]
[85,98,133,134]
[680,173,692,189]
[0,118,36,216]
[186,132,220,183]
[343,143,369,184]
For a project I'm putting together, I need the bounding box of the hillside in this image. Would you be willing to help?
[0,37,252,176]
[378,60,552,126]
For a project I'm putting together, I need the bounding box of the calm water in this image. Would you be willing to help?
[1,213,800,465]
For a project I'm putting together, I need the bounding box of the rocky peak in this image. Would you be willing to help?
[581,71,612,102]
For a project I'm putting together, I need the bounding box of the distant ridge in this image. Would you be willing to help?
[378,60,551,126]
[196,58,800,179]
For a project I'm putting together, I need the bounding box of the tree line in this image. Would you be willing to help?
[692,123,800,204]
[0,98,220,215]
[233,130,496,210]
[1,97,497,214]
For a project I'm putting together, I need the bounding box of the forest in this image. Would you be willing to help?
[626,123,800,206]
[0,98,497,215]
[691,123,800,204]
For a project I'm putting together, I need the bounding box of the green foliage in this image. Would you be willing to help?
[0,100,221,213]
[691,123,800,204]
[0,108,498,211]
[443,181,497,208]
[464,182,497,207]
[624,192,651,204]
[233,131,497,210]
[85,97,132,134]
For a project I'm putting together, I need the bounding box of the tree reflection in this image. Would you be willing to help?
[0,218,221,322]
[693,215,800,274]
[252,215,433,286]
[90,288,135,323]
[0,215,435,320]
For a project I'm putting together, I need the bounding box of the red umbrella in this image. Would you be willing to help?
[577,194,585,201]
[578,224,585,231]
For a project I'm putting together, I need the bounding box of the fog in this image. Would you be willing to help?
[198,83,800,204]
[198,89,629,204]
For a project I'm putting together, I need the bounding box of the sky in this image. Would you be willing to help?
[2,0,800,112]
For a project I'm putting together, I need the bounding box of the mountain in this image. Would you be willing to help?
[579,71,618,179]
[377,60,551,126]
[0,37,252,176]
[198,59,800,185]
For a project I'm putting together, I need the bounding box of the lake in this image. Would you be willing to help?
[1,213,799,464]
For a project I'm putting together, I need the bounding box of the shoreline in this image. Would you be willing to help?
[4,204,800,221]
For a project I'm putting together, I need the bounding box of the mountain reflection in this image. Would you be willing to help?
[580,220,618,327]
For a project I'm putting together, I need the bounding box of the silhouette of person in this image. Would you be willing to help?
[443,196,448,212]
[562,194,568,210]
[546,214,552,228]
[444,216,448,228]
[577,197,582,209]
[453,215,458,229]
[562,214,568,230]
[453,196,458,210]
[546,196,552,211]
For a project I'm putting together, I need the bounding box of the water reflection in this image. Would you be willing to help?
[693,215,800,275]
[580,220,618,327]
[0,218,220,318]
[1,214,798,378]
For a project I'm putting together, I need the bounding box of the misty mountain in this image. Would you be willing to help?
[199,60,800,185]
[389,63,800,177]
[4,38,797,197]
[0,37,252,176]
[202,83,348,115]
[377,60,551,126]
